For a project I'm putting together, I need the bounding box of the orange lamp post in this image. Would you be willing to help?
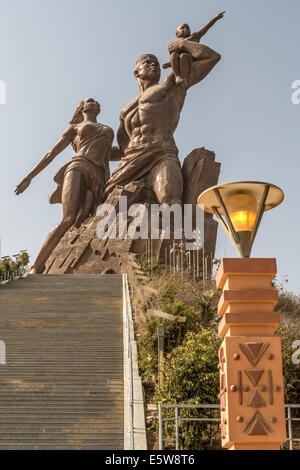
[198,182,286,450]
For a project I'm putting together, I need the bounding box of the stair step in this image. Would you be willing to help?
[0,274,125,449]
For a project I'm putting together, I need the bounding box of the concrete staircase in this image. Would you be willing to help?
[0,274,124,450]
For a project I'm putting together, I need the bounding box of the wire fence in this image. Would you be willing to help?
[145,240,219,281]
[158,403,300,450]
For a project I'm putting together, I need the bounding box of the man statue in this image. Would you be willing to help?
[105,34,222,208]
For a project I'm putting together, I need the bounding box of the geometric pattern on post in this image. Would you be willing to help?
[243,411,273,436]
[245,369,264,387]
[247,389,267,408]
[239,342,270,367]
[218,336,286,449]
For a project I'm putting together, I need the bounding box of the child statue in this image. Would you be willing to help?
[163,11,225,87]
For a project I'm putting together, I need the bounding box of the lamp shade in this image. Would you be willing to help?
[197,181,284,258]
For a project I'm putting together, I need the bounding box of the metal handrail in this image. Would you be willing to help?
[285,404,300,450]
[158,403,300,450]
[0,266,28,285]
[123,274,135,450]
[128,322,134,450]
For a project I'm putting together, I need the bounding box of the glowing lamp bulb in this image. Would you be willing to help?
[225,193,257,233]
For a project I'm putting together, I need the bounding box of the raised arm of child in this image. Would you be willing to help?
[190,11,225,43]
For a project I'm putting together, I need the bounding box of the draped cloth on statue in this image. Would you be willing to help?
[49,156,107,206]
[104,142,181,196]
[48,125,112,206]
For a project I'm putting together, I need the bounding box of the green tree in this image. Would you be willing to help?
[0,251,30,279]
[155,329,221,450]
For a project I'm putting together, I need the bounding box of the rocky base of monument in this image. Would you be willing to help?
[44,148,221,275]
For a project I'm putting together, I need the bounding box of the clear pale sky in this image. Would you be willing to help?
[0,0,299,293]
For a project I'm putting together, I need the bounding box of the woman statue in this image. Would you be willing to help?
[15,98,114,273]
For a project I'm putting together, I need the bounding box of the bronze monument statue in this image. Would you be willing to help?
[15,98,114,273]
[15,16,224,275]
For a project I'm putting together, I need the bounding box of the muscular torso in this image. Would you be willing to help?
[122,77,186,150]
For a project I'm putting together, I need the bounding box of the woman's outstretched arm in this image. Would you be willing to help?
[15,126,76,195]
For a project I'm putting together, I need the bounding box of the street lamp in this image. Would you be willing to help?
[197,181,284,257]
[197,181,286,451]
